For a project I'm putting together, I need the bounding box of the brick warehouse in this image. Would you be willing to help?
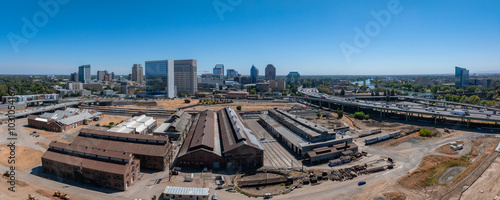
[72,128,171,170]
[41,141,140,191]
[176,107,264,169]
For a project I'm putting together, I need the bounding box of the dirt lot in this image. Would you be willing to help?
[0,145,43,171]
[88,115,130,127]
[435,141,463,155]
[461,156,500,200]
[383,191,407,200]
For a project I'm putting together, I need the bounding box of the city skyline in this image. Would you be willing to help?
[1,1,499,75]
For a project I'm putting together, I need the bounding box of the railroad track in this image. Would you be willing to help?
[246,119,302,168]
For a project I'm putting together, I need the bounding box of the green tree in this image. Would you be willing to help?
[459,95,468,103]
[468,95,480,105]
[316,111,321,118]
[236,105,242,111]
[184,99,191,103]
[337,110,344,118]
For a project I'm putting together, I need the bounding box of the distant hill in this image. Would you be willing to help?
[414,76,434,87]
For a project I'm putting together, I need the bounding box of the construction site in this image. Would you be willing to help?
[1,97,500,200]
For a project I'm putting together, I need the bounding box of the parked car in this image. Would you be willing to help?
[358,181,366,186]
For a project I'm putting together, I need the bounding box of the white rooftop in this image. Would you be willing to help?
[163,186,209,196]
[108,115,156,134]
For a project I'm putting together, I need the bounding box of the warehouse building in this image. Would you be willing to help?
[41,141,140,191]
[153,110,192,141]
[176,109,224,169]
[176,107,264,169]
[71,128,171,170]
[218,106,264,168]
[162,186,210,200]
[260,108,356,164]
[28,108,102,132]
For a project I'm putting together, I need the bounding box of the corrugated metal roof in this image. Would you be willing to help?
[163,186,209,196]
[72,136,168,157]
[80,128,169,142]
[57,112,93,125]
[260,115,306,147]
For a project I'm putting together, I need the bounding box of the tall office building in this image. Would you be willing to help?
[110,72,115,81]
[287,72,300,84]
[174,59,198,95]
[145,60,175,98]
[97,70,107,81]
[250,65,259,83]
[213,64,224,76]
[70,72,78,82]
[455,66,469,89]
[265,64,276,80]
[227,69,238,79]
[132,64,144,83]
[78,65,91,83]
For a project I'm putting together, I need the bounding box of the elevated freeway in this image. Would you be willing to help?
[288,91,500,127]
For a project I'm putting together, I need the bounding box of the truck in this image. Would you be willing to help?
[451,110,466,116]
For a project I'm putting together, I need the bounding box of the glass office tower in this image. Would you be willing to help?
[455,66,469,89]
[145,60,175,98]
[78,65,91,83]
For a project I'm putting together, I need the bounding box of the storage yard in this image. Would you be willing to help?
[1,98,500,200]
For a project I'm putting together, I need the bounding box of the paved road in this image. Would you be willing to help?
[298,88,500,123]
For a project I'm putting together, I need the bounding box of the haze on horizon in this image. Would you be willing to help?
[1,0,499,76]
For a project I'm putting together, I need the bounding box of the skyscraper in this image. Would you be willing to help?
[145,60,175,98]
[97,70,107,81]
[250,65,259,83]
[227,69,238,79]
[265,64,276,80]
[132,64,144,83]
[213,64,224,76]
[455,66,469,89]
[287,72,300,84]
[70,72,78,82]
[174,59,198,95]
[78,65,91,83]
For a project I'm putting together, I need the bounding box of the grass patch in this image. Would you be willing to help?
[419,128,437,137]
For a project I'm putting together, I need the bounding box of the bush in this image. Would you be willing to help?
[337,110,344,118]
[184,99,191,103]
[316,111,321,118]
[353,112,369,120]
[95,123,100,126]
[236,105,242,111]
[419,128,437,137]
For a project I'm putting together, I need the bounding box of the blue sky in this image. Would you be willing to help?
[1,0,499,76]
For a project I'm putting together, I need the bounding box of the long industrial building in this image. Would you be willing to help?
[153,110,192,141]
[176,107,264,169]
[71,128,171,170]
[28,108,102,132]
[260,108,357,164]
[41,141,140,191]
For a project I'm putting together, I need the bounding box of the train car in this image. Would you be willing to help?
[364,137,379,145]
[377,134,391,141]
